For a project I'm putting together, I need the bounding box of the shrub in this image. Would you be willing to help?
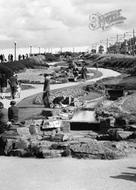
[0,64,13,78]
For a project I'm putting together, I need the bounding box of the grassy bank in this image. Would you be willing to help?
[85,53,136,75]
[0,55,49,77]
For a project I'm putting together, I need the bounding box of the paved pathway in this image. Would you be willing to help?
[1,68,120,109]
[0,156,136,190]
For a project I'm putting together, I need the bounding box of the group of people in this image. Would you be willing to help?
[18,54,29,61]
[8,54,14,62]
[0,54,6,63]
[0,101,19,133]
[0,53,30,63]
[42,63,88,108]
[0,54,13,62]
[0,63,88,133]
[68,61,88,81]
[0,73,20,99]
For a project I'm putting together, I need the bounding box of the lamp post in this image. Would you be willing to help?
[132,29,135,55]
[14,41,16,61]
[106,38,109,53]
[30,45,32,55]
[39,47,40,54]
[125,31,135,55]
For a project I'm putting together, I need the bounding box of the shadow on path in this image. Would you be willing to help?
[111,167,136,183]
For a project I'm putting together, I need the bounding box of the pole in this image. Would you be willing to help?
[133,29,135,55]
[116,34,119,53]
[124,33,126,54]
[30,46,32,55]
[39,47,40,54]
[60,47,62,53]
[106,38,109,53]
[124,33,126,40]
[14,42,16,61]
[116,34,119,42]
[133,28,135,38]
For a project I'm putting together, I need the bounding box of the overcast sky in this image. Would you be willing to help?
[0,0,135,49]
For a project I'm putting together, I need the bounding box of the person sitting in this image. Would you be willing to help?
[62,96,75,106]
[73,68,79,82]
[8,101,19,124]
[52,96,64,107]
[52,96,75,108]
[0,102,9,133]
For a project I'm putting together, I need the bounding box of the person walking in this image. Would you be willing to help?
[8,101,19,123]
[0,102,8,133]
[8,74,18,99]
[0,72,2,99]
[81,64,88,80]
[42,74,50,108]
[73,67,79,82]
[1,73,7,99]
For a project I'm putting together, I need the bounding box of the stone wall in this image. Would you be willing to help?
[34,83,102,105]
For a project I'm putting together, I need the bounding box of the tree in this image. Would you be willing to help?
[91,49,96,54]
[0,64,13,78]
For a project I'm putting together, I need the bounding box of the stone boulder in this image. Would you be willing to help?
[108,128,133,141]
[33,95,43,105]
[50,133,71,142]
[69,140,127,159]
[8,149,32,157]
[70,140,105,159]
[60,120,70,133]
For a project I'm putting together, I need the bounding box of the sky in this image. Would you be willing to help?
[0,0,135,50]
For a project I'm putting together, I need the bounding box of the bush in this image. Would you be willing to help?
[45,53,59,62]
[1,56,49,74]
[0,64,13,78]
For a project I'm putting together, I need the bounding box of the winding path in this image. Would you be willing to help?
[1,68,120,109]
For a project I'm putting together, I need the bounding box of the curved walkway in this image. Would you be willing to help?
[1,68,120,109]
[0,156,136,190]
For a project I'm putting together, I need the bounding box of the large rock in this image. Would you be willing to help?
[4,138,16,155]
[38,149,63,158]
[70,140,105,159]
[60,120,70,133]
[70,140,126,159]
[29,142,63,158]
[8,149,32,157]
[50,133,70,142]
[108,128,133,140]
[14,138,30,150]
[33,95,43,105]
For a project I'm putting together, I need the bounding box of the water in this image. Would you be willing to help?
[71,110,96,122]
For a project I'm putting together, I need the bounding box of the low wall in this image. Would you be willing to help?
[34,83,102,105]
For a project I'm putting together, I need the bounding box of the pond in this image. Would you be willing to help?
[71,110,96,122]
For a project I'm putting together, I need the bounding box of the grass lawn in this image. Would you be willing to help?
[6,84,35,93]
[122,93,136,113]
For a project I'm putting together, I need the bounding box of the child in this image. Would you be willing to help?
[15,82,21,98]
